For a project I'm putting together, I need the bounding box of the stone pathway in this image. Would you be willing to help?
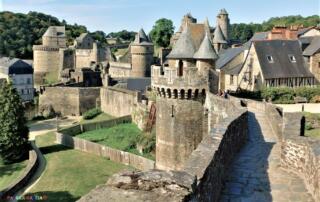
[220,107,314,202]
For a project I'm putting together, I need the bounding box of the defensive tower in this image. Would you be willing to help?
[152,27,218,170]
[216,8,230,42]
[130,29,154,77]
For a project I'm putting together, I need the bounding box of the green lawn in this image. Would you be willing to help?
[0,159,28,190]
[26,132,129,202]
[306,128,320,138]
[80,113,114,124]
[304,112,320,138]
[76,123,154,160]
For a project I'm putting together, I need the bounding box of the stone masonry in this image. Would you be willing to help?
[220,106,314,202]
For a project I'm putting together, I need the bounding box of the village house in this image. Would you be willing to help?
[0,57,34,101]
[302,36,320,83]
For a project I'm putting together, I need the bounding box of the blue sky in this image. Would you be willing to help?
[1,0,319,34]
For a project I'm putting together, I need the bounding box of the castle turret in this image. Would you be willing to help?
[216,8,230,42]
[130,29,154,77]
[213,25,227,53]
[152,26,209,171]
[33,26,66,87]
[194,33,218,74]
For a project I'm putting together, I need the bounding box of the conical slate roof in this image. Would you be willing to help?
[134,28,151,44]
[194,34,218,60]
[43,26,65,37]
[167,26,196,59]
[219,8,228,15]
[213,25,227,44]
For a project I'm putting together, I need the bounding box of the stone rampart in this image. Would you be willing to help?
[78,95,249,201]
[39,86,100,116]
[0,149,39,199]
[56,133,154,171]
[100,87,141,117]
[245,99,320,201]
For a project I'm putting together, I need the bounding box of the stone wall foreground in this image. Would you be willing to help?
[78,94,249,202]
[246,100,320,202]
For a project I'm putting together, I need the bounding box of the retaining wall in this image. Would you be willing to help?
[56,133,154,171]
[0,149,39,199]
[100,87,141,117]
[57,116,154,171]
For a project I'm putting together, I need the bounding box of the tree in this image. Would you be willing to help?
[0,82,29,164]
[150,18,175,48]
[107,30,136,41]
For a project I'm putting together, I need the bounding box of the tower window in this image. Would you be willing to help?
[318,62,320,68]
[178,60,183,76]
[266,55,274,63]
[289,55,296,63]
[230,75,234,85]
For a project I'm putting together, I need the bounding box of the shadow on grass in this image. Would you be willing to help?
[39,144,72,155]
[18,191,79,202]
[0,161,26,178]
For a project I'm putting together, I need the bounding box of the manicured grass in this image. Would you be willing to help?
[304,112,320,138]
[306,128,320,138]
[76,123,154,160]
[0,159,28,190]
[26,132,129,202]
[80,113,114,124]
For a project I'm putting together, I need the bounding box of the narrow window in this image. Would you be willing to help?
[266,55,274,63]
[289,55,296,63]
[318,62,320,68]
[178,60,183,76]
[171,105,174,117]
[230,75,234,85]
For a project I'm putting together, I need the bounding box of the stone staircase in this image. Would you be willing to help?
[220,107,314,202]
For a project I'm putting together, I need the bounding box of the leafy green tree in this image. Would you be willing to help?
[149,18,175,48]
[107,30,136,41]
[0,82,29,164]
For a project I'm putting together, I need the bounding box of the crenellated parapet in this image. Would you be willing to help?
[33,45,60,52]
[151,65,208,99]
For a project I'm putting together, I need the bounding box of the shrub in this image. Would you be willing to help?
[83,108,102,120]
[305,123,313,130]
[32,115,46,121]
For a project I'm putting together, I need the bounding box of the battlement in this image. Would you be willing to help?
[33,45,60,52]
[151,65,208,99]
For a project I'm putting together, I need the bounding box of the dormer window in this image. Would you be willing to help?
[289,55,296,63]
[266,55,274,63]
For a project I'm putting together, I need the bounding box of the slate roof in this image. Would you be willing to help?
[243,32,269,49]
[216,47,244,69]
[297,27,313,36]
[76,33,90,43]
[167,26,196,59]
[254,40,313,79]
[219,9,228,15]
[43,26,65,38]
[193,34,218,60]
[213,25,227,44]
[303,36,320,56]
[133,29,152,45]
[0,57,33,75]
[223,63,243,75]
[299,36,315,45]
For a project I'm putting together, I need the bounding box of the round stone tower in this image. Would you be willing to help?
[131,29,154,77]
[33,26,66,86]
[216,8,230,42]
[151,27,218,171]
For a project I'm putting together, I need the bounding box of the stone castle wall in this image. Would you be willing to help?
[100,87,140,117]
[109,62,132,78]
[310,52,320,83]
[245,99,320,201]
[39,86,100,116]
[78,95,248,202]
